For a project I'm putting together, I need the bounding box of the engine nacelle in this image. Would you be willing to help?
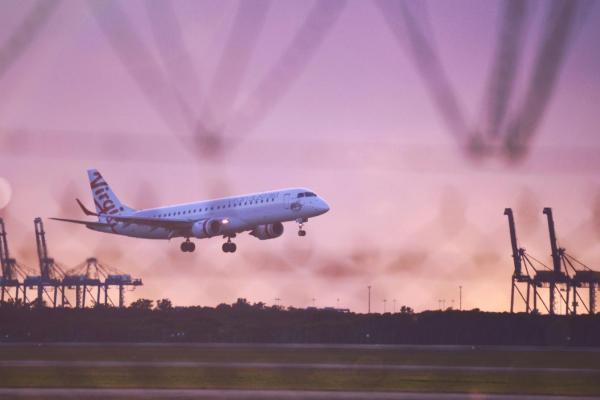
[191,219,222,238]
[250,222,284,240]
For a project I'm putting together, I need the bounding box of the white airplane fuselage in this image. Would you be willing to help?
[90,188,329,240]
[51,170,329,253]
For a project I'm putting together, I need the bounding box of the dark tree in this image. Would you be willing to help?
[156,298,173,311]
[129,298,153,310]
[400,305,414,314]
[1,299,599,346]
[232,298,251,310]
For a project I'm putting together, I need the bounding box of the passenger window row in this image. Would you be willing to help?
[153,197,277,218]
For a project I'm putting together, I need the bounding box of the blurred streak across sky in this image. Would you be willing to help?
[0,0,599,312]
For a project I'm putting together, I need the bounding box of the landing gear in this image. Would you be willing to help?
[222,236,237,253]
[297,217,307,237]
[180,239,195,253]
[222,242,237,253]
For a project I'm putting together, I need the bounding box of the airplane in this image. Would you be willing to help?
[51,169,330,253]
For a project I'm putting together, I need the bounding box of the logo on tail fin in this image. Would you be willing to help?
[88,170,124,216]
[87,169,132,233]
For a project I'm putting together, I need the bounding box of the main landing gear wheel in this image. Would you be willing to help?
[180,240,195,252]
[222,241,237,253]
[222,236,237,253]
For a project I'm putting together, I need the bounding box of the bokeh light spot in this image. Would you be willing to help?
[0,177,12,209]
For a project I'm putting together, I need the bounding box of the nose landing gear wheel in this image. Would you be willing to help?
[180,240,195,252]
[296,218,307,237]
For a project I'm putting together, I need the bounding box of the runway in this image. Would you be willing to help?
[0,388,597,400]
[0,360,597,374]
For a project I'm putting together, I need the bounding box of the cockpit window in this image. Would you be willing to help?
[305,192,316,197]
[297,193,305,198]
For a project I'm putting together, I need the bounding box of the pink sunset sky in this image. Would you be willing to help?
[1,0,599,312]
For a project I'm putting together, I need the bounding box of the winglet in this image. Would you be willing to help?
[76,198,98,216]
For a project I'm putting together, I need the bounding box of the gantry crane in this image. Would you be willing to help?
[23,218,63,307]
[63,257,142,308]
[0,218,21,302]
[506,208,600,315]
[504,208,533,313]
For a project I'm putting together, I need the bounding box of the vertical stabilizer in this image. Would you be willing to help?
[87,169,135,219]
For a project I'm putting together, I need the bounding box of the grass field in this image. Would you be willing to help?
[0,344,599,397]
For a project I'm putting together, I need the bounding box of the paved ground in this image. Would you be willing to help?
[2,342,599,352]
[2,343,597,398]
[0,388,597,400]
[0,360,597,374]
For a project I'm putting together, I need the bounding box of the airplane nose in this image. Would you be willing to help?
[318,198,330,214]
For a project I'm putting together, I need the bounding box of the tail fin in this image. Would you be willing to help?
[87,169,135,219]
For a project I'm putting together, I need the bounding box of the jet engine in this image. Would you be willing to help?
[250,222,284,240]
[191,219,222,238]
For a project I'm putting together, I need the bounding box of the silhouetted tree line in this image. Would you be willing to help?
[0,298,599,346]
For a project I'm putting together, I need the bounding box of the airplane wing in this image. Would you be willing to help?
[49,217,111,229]
[98,214,194,228]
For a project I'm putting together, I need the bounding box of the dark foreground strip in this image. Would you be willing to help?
[0,388,597,400]
[1,343,599,352]
[0,360,597,374]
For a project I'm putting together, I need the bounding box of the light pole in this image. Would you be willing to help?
[311,297,316,307]
[459,286,462,311]
[383,299,387,313]
[368,286,371,314]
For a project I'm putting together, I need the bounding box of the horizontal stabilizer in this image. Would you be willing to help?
[49,217,110,229]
